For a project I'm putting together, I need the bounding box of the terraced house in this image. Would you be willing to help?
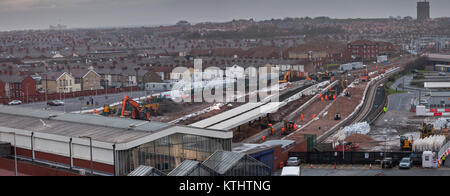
[41,72,79,94]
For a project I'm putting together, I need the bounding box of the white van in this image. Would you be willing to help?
[280,166,301,176]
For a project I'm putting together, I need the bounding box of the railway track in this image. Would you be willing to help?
[349,69,399,124]
[317,68,400,143]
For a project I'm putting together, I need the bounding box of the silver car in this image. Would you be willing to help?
[399,157,413,169]
[286,157,301,166]
[8,100,22,105]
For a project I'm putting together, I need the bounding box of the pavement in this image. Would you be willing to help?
[15,90,151,113]
[299,167,450,176]
[273,164,450,176]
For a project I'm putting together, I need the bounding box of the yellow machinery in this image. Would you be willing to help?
[279,68,293,83]
[317,71,332,81]
[141,103,159,114]
[421,123,435,139]
[400,136,413,151]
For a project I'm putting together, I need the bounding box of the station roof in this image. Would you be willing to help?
[424,53,450,63]
[0,106,232,150]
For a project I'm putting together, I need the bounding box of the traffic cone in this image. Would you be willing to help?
[370,164,372,169]
[334,163,336,169]
[310,164,314,169]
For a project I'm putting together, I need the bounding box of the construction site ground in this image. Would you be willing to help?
[285,80,367,144]
[149,100,220,123]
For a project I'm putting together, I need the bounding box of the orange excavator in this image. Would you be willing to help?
[121,95,151,121]
[360,69,370,82]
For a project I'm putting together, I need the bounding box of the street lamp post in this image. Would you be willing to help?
[112,143,116,176]
[105,80,108,99]
[79,136,93,175]
[8,132,17,176]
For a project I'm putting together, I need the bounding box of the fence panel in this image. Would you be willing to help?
[288,151,423,165]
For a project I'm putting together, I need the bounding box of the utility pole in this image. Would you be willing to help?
[8,132,17,176]
[45,72,48,110]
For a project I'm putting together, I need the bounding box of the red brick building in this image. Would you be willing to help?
[347,40,396,61]
[0,74,37,99]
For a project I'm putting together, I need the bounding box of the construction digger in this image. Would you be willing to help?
[279,68,293,83]
[120,95,157,121]
[400,136,413,151]
[421,123,435,139]
[359,69,370,82]
[282,120,296,135]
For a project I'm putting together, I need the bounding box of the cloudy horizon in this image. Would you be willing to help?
[0,0,449,31]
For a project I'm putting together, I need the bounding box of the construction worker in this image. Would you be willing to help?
[443,155,446,166]
[383,107,387,113]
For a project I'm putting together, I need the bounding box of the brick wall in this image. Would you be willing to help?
[0,158,80,176]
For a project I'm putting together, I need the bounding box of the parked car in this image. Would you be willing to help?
[280,166,301,176]
[439,72,446,76]
[47,100,65,106]
[8,100,22,105]
[419,99,428,105]
[286,157,301,166]
[399,157,414,169]
[381,157,394,168]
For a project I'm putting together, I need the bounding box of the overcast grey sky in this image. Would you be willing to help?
[0,0,449,31]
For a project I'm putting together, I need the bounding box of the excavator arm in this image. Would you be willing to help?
[121,95,141,118]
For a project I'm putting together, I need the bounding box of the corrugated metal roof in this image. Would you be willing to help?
[168,160,200,176]
[202,150,245,175]
[0,106,231,149]
[128,165,166,176]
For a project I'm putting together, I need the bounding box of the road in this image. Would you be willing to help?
[387,92,418,111]
[299,168,450,176]
[16,90,151,113]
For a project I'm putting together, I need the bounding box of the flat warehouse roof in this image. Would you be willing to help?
[424,82,450,88]
[0,106,232,150]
